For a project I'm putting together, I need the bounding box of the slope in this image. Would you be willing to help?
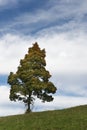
[0,105,87,130]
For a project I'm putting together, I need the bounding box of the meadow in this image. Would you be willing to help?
[0,105,87,130]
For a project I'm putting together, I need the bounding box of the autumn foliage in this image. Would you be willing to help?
[8,43,57,113]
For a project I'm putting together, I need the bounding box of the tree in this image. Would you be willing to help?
[8,42,57,113]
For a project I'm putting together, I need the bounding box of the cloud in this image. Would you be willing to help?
[7,0,87,34]
[34,96,87,111]
[0,86,25,116]
[0,30,87,116]
[37,31,87,75]
[0,0,87,35]
[51,73,87,98]
[0,0,87,116]
[0,34,33,74]
[0,30,87,75]
[15,0,87,23]
[0,86,87,116]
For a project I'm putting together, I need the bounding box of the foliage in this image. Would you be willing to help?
[8,42,57,112]
[0,105,87,130]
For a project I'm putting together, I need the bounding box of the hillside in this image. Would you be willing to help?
[0,105,87,130]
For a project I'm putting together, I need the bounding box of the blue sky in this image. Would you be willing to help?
[0,0,87,116]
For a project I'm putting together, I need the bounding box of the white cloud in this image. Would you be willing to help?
[0,31,87,117]
[1,0,87,35]
[34,96,87,111]
[0,86,87,116]
[60,84,87,97]
[11,0,87,31]
[0,0,87,117]
[0,34,33,74]
[37,31,87,74]
[0,86,25,116]
[0,30,87,75]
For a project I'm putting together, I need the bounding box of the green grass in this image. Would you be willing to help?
[0,105,87,130]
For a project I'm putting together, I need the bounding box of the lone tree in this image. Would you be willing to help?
[8,42,57,113]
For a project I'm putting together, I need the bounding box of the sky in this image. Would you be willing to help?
[0,0,87,116]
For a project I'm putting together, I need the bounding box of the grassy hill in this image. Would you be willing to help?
[0,105,87,130]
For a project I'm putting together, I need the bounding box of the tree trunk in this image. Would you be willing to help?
[27,101,31,113]
[26,92,31,113]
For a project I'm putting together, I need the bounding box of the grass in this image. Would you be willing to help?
[0,105,87,130]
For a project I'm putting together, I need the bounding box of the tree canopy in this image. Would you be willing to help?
[8,42,57,113]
